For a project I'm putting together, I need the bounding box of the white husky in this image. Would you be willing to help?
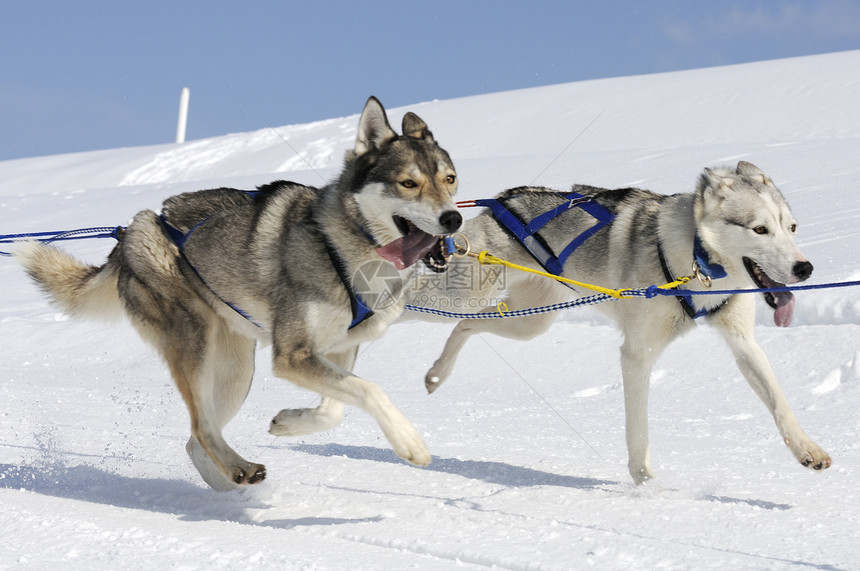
[421,161,830,484]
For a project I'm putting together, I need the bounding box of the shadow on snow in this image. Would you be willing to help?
[0,461,381,530]
[289,442,617,489]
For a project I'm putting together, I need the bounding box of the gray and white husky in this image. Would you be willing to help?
[288,161,832,485]
[15,96,462,490]
[425,161,830,484]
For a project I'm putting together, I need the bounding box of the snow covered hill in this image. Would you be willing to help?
[1,50,859,569]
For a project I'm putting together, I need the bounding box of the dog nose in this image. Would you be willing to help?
[793,260,813,281]
[439,210,462,233]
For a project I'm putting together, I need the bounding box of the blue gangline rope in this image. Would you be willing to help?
[404,279,860,320]
[642,280,860,299]
[3,225,859,321]
[0,227,125,256]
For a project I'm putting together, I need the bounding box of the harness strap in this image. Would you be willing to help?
[247,187,374,327]
[475,190,734,319]
[323,240,375,329]
[657,238,729,320]
[158,214,264,328]
[475,191,615,278]
[657,240,704,319]
[158,188,375,331]
[693,235,727,280]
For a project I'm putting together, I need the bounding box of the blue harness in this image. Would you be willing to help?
[658,235,729,319]
[474,191,615,282]
[478,190,726,320]
[322,240,375,329]
[159,213,265,328]
[159,190,373,331]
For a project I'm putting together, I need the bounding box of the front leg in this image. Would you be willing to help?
[270,396,345,436]
[620,336,660,485]
[712,297,831,471]
[618,305,681,485]
[272,344,430,466]
[269,348,354,436]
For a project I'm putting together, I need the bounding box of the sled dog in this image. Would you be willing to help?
[281,161,832,485]
[423,161,830,484]
[15,96,463,490]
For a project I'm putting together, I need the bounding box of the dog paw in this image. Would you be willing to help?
[785,435,832,471]
[797,445,832,471]
[232,463,266,485]
[394,437,432,466]
[269,407,341,436]
[424,362,452,394]
[425,374,444,394]
[385,423,431,466]
[629,465,655,486]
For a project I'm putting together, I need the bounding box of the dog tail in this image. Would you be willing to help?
[14,241,123,321]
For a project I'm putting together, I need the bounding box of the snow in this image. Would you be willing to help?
[2,50,860,569]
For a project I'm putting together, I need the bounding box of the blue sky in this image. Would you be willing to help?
[2,1,859,161]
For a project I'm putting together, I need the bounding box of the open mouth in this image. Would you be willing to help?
[375,215,451,271]
[421,236,451,273]
[743,257,794,327]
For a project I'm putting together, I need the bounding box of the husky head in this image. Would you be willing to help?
[694,161,812,327]
[347,96,461,273]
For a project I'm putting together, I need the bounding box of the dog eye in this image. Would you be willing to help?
[753,226,769,235]
[446,174,456,184]
[400,180,417,189]
[789,223,797,233]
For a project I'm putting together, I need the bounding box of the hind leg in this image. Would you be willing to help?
[116,212,263,488]
[134,313,264,488]
[122,279,262,488]
[184,322,259,490]
[425,278,564,393]
[426,315,554,392]
[161,317,264,489]
[269,347,354,436]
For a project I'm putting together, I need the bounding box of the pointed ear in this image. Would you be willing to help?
[697,167,734,218]
[736,160,774,186]
[736,161,763,177]
[355,96,397,155]
[704,167,735,190]
[701,168,734,192]
[401,112,435,142]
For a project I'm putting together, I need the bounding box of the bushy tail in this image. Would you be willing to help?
[14,241,122,321]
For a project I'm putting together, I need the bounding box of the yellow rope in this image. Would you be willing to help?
[496,301,509,316]
[472,250,692,298]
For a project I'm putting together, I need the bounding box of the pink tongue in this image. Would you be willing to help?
[376,229,439,270]
[757,267,795,327]
[773,291,795,327]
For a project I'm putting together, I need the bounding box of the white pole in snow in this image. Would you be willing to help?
[176,87,190,144]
